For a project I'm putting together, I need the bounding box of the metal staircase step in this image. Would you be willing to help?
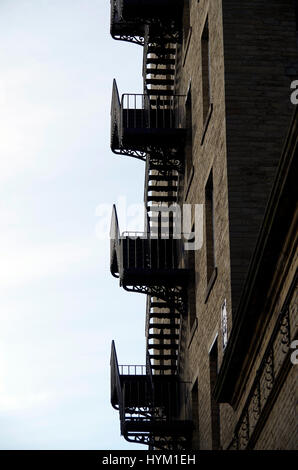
[148,175,178,182]
[147,195,177,202]
[147,343,178,350]
[148,333,179,340]
[146,68,174,76]
[147,211,177,218]
[148,354,177,360]
[148,185,177,192]
[149,302,169,309]
[149,308,179,314]
[146,58,175,65]
[147,89,174,96]
[150,364,177,371]
[147,205,178,212]
[145,78,174,86]
[148,323,179,330]
[149,315,180,322]
[147,46,176,55]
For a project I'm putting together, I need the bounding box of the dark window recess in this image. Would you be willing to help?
[201,18,211,124]
[187,224,196,329]
[185,88,193,182]
[209,338,220,450]
[191,379,200,449]
[205,170,216,284]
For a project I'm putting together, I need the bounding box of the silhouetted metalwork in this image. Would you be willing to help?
[109,0,192,450]
[111,341,193,449]
[110,0,183,45]
[111,80,186,167]
[228,281,296,450]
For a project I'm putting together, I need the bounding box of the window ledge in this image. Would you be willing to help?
[188,317,198,349]
[183,27,192,67]
[204,267,217,303]
[184,165,194,201]
[201,103,213,146]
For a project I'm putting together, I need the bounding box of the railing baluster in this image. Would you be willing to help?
[142,95,144,128]
[134,94,136,128]
[120,92,186,132]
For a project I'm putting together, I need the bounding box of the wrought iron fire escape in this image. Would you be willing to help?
[110,0,183,45]
[110,79,186,170]
[111,341,192,450]
[109,0,192,449]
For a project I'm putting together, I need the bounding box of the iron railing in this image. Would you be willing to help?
[228,274,297,450]
[119,365,147,375]
[110,206,182,273]
[121,93,186,130]
[121,235,179,271]
[116,0,183,23]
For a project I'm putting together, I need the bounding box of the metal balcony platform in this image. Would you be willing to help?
[111,341,193,449]
[110,206,188,292]
[110,0,183,45]
[111,80,186,159]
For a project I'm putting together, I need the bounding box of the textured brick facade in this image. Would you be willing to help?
[177,0,297,450]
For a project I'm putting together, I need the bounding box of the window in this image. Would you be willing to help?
[187,224,196,330]
[201,18,211,123]
[209,338,220,449]
[205,170,215,284]
[185,87,193,182]
[191,379,200,448]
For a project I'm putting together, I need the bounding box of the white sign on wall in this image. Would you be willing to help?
[221,299,228,351]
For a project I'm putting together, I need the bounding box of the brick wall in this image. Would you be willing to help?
[176,0,297,450]
[222,0,297,316]
[177,0,234,449]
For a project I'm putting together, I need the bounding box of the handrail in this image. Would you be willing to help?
[146,349,154,388]
[118,364,147,375]
[121,231,147,238]
[110,204,121,278]
[120,93,186,130]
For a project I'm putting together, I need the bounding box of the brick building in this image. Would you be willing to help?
[109,0,298,450]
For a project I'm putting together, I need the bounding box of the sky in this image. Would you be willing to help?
[0,0,147,449]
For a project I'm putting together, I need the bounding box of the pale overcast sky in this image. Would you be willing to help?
[0,0,146,449]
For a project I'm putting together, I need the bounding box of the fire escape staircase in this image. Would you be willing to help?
[109,0,192,450]
[143,157,183,376]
